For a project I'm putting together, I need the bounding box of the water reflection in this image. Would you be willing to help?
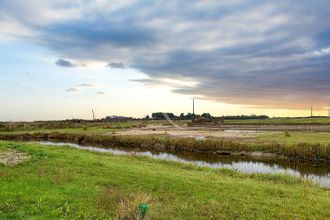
[38,141,330,187]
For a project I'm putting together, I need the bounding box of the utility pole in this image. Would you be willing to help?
[328,104,330,117]
[193,98,195,116]
[192,98,195,121]
[310,106,313,118]
[92,109,95,120]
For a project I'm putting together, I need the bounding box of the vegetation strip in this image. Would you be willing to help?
[0,132,328,162]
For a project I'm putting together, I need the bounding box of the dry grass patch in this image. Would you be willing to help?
[0,149,30,165]
[96,188,151,220]
[117,193,151,220]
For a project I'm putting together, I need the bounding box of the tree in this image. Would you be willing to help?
[201,113,212,118]
[152,112,176,120]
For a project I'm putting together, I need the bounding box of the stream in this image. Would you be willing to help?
[38,141,330,187]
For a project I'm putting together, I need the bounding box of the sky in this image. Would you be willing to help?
[0,0,330,121]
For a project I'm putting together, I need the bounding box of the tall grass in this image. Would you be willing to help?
[0,120,149,132]
[117,193,151,220]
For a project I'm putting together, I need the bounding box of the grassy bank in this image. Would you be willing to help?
[224,117,330,125]
[0,132,329,161]
[0,141,329,219]
[0,120,153,133]
[0,120,174,133]
[257,131,330,145]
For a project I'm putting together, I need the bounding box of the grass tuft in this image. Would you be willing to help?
[117,193,151,220]
[284,130,291,137]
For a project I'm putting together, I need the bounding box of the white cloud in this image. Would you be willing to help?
[310,47,330,57]
[0,18,35,40]
[65,82,103,93]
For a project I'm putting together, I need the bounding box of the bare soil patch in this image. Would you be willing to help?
[112,125,271,139]
[0,149,30,165]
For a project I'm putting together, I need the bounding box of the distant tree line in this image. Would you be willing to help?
[102,115,134,121]
[218,115,269,120]
[150,112,269,120]
[151,112,200,120]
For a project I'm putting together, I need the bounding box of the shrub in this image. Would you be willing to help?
[284,130,291,137]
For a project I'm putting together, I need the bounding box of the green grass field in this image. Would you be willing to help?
[0,120,173,133]
[0,127,118,135]
[0,141,329,219]
[257,131,330,145]
[0,121,144,133]
[224,117,330,125]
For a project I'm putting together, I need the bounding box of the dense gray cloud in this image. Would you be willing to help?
[1,0,330,109]
[55,59,76,67]
[75,83,99,88]
[107,62,125,69]
[65,87,79,92]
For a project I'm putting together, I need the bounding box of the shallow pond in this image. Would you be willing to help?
[38,141,330,187]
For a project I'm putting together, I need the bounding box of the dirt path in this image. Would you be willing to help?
[112,125,274,139]
[0,150,30,165]
[111,123,330,139]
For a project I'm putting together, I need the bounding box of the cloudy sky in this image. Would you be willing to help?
[1,0,330,120]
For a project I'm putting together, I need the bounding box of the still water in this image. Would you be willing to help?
[38,141,330,187]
